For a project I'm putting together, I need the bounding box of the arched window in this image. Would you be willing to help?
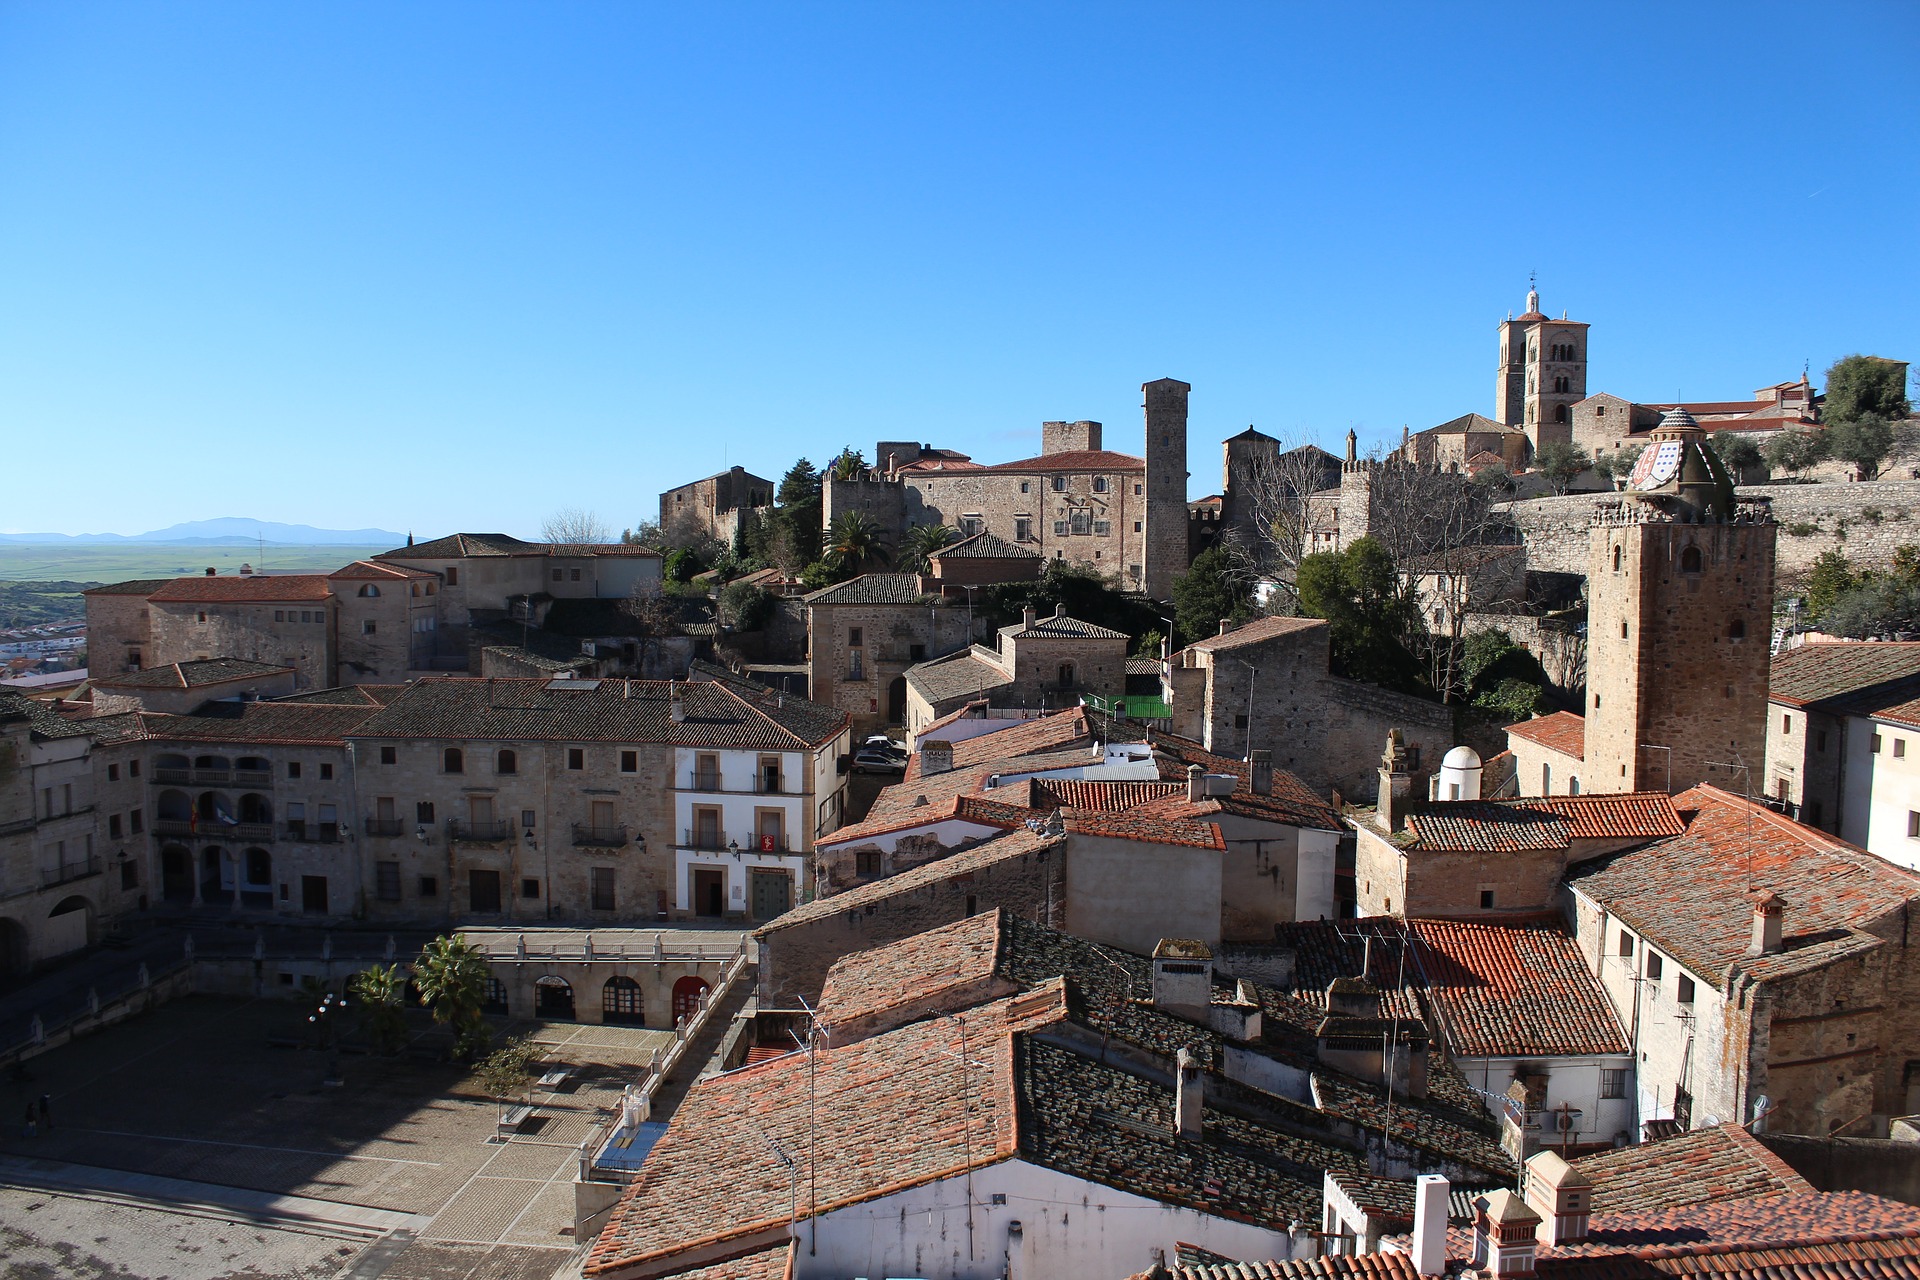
[483,977,510,1015]
[496,749,517,775]
[1555,404,1570,423]
[358,584,380,597]
[672,976,710,1026]
[1057,662,1075,689]
[444,747,464,774]
[1729,618,1746,641]
[1681,546,1703,574]
[604,976,645,1026]
[1612,546,1623,573]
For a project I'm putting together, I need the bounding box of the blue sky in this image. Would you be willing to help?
[2,2,1915,539]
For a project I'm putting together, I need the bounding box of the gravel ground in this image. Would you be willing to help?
[0,1186,362,1280]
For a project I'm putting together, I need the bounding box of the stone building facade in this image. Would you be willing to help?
[657,466,774,546]
[1496,284,1589,451]
[803,574,978,737]
[328,560,441,682]
[144,573,339,691]
[80,579,170,676]
[901,606,1129,739]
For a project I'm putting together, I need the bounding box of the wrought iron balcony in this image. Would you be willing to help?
[448,818,512,842]
[572,823,628,848]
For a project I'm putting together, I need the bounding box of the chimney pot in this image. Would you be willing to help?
[1187,762,1205,803]
[1021,606,1037,630]
[1247,748,1272,794]
[1749,889,1785,955]
[1218,618,1231,636]
[1412,1175,1450,1276]
[204,567,216,576]
[1174,1047,1203,1140]
[921,739,955,776]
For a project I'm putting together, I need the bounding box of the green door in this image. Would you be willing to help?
[750,870,792,921]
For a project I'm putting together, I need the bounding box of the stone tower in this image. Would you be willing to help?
[1142,378,1192,601]
[1584,408,1775,795]
[1495,283,1589,454]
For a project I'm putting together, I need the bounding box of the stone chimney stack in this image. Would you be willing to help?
[1472,1190,1541,1279]
[921,739,954,777]
[1376,729,1414,833]
[668,681,685,723]
[1021,606,1037,630]
[1152,938,1214,1019]
[1247,749,1272,795]
[1412,1175,1450,1277]
[1218,618,1232,636]
[1186,763,1205,803]
[1521,1151,1593,1247]
[1175,1047,1203,1140]
[204,566,216,576]
[1749,889,1785,955]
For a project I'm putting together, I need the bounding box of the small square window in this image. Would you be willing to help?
[363,620,377,634]
[848,627,863,647]
[1479,890,1495,909]
[1019,480,1030,493]
[274,610,285,622]
[287,761,302,779]
[1647,951,1664,979]
[620,750,637,773]
[1908,811,1919,839]
[1873,734,1884,753]
[1677,975,1695,1003]
[1617,931,1635,957]
[567,748,585,770]
[521,809,537,829]
[107,763,119,782]
[416,801,436,823]
[319,763,333,780]
[1134,483,1143,495]
[1051,476,1066,492]
[418,875,438,897]
[380,746,397,765]
[521,878,541,899]
[1600,1069,1626,1099]
[1898,739,1908,759]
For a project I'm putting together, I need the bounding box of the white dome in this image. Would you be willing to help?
[1442,745,1483,772]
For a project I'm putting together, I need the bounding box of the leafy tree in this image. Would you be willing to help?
[1295,537,1421,689]
[1469,460,1516,494]
[1715,435,1763,478]
[1132,628,1165,659]
[350,965,409,1056]
[799,561,840,591]
[731,510,773,570]
[1825,354,1912,425]
[979,560,1164,642]
[1532,441,1592,495]
[1458,629,1552,719]
[899,523,957,574]
[474,1034,543,1106]
[1171,544,1256,644]
[1765,429,1827,477]
[1824,413,1895,479]
[718,581,775,631]
[826,510,892,574]
[663,546,708,584]
[1805,549,1858,621]
[1592,444,1644,484]
[621,520,664,547]
[413,934,493,1059]
[1474,677,1550,722]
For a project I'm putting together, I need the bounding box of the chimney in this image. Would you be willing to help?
[1472,1190,1541,1279]
[921,739,954,776]
[1152,938,1214,1019]
[1022,606,1037,630]
[1521,1151,1593,1247]
[1186,763,1205,802]
[204,567,217,576]
[1376,729,1414,833]
[1054,602,1065,618]
[668,680,685,723]
[1247,748,1272,795]
[238,563,254,576]
[1218,617,1232,636]
[1174,1047,1203,1140]
[1749,890,1784,955]
[1412,1175,1450,1277]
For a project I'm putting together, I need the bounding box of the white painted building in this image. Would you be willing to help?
[671,745,813,921]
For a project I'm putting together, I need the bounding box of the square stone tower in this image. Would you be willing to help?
[1142,377,1192,602]
[1584,409,1776,795]
[1495,283,1589,454]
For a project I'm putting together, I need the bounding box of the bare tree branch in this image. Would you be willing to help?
[542,507,611,550]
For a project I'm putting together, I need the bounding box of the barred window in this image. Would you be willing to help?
[376,861,402,901]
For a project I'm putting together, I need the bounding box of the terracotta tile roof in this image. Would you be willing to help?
[140,701,380,745]
[1031,778,1181,811]
[351,676,848,749]
[0,689,98,740]
[903,649,1013,704]
[1181,615,1327,654]
[583,987,1059,1276]
[928,530,1039,560]
[82,578,173,597]
[92,658,293,690]
[757,826,1066,935]
[1134,729,1342,832]
[377,533,540,559]
[1063,809,1227,849]
[1769,642,1920,709]
[1575,1123,1812,1214]
[1404,802,1568,854]
[1572,784,1920,981]
[1126,656,1163,677]
[801,572,931,606]
[1506,710,1586,760]
[1138,1256,1421,1280]
[946,707,1095,767]
[145,574,334,603]
[897,455,986,472]
[999,611,1128,640]
[647,1242,794,1279]
[274,685,406,706]
[1272,917,1627,1059]
[983,448,1146,473]
[1526,793,1684,841]
[818,909,1007,1031]
[327,560,437,580]
[812,791,1023,848]
[1872,694,1920,730]
[865,747,1094,827]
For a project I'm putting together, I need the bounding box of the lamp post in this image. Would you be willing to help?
[308,990,348,1085]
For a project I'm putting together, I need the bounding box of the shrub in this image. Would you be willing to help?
[1784,522,1818,537]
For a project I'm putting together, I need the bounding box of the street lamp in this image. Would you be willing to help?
[308,990,349,1085]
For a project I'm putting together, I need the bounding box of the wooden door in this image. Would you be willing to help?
[470,869,502,914]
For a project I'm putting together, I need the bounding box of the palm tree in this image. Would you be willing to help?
[827,510,892,575]
[828,447,866,481]
[900,523,958,574]
[413,934,492,1058]
[350,964,409,1056]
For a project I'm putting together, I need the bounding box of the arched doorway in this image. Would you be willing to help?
[603,977,645,1026]
[160,845,194,902]
[241,848,273,909]
[672,976,710,1027]
[534,976,575,1020]
[0,918,27,982]
[483,977,510,1016]
[45,895,92,958]
[887,676,907,724]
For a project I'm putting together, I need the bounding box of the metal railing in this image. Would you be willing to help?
[365,818,406,838]
[41,854,101,888]
[678,830,791,854]
[676,773,794,795]
[233,769,273,787]
[448,818,512,842]
[572,824,628,848]
[681,828,729,851]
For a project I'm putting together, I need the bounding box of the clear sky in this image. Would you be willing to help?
[2,2,1915,539]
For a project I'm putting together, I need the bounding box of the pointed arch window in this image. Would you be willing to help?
[1680,546,1704,574]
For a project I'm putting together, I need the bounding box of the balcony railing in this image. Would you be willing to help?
[152,768,191,785]
[365,818,406,838]
[572,824,629,848]
[232,822,276,842]
[42,854,101,888]
[153,818,195,837]
[681,828,730,852]
[448,819,512,842]
[192,768,231,784]
[282,823,336,844]
[679,829,793,854]
[676,773,795,795]
[233,769,273,787]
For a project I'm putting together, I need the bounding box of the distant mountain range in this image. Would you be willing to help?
[0,519,407,547]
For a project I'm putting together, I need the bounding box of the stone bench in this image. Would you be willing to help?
[497,1104,538,1135]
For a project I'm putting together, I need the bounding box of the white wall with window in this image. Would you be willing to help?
[671,746,808,920]
[1849,712,1920,871]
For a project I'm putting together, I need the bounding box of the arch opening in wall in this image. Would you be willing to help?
[0,917,26,982]
[604,976,646,1026]
[1729,618,1746,641]
[444,747,464,774]
[672,976,710,1026]
[534,975,575,1021]
[483,977,510,1015]
[496,749,517,775]
[1680,545,1703,574]
[1612,546,1623,573]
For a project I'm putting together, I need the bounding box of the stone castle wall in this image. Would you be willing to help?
[1509,481,1920,584]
